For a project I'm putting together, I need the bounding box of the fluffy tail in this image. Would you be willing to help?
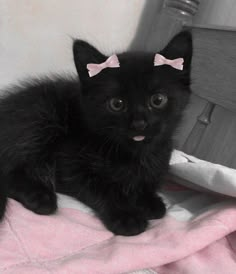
[0,181,7,220]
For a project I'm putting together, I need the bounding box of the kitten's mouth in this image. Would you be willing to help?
[130,134,154,143]
[128,132,153,143]
[132,136,146,142]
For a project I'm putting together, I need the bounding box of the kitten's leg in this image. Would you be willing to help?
[7,167,57,215]
[78,191,148,236]
[80,189,148,236]
[57,176,148,236]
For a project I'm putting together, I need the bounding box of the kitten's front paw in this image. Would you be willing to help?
[20,187,57,215]
[103,211,148,236]
[145,195,166,220]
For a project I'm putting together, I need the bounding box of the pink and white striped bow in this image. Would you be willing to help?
[154,54,184,70]
[87,55,120,77]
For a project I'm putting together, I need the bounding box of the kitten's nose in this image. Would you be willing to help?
[131,120,147,131]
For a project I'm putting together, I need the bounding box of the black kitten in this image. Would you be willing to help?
[0,31,192,236]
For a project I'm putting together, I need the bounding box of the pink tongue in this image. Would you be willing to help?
[133,136,145,141]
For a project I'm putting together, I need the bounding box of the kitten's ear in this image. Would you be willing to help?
[73,40,106,81]
[161,31,192,70]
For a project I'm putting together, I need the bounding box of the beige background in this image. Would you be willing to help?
[1,0,236,91]
[0,0,148,89]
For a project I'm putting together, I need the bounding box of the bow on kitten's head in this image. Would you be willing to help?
[73,31,192,148]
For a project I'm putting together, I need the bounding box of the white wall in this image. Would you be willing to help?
[2,0,235,91]
[0,0,148,89]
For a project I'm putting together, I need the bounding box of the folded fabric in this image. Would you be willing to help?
[170,150,236,197]
[1,197,236,274]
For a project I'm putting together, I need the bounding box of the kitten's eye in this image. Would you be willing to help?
[149,94,168,110]
[108,98,126,112]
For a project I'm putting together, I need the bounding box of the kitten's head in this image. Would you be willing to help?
[73,31,192,147]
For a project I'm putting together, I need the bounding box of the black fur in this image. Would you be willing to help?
[0,31,192,235]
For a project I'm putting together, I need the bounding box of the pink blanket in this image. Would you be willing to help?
[1,196,236,274]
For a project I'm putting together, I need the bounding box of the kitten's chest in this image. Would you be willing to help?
[108,153,165,184]
[58,138,170,185]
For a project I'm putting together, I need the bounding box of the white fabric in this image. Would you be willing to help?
[170,150,236,198]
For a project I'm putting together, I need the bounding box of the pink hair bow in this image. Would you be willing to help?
[154,54,184,70]
[87,55,120,77]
